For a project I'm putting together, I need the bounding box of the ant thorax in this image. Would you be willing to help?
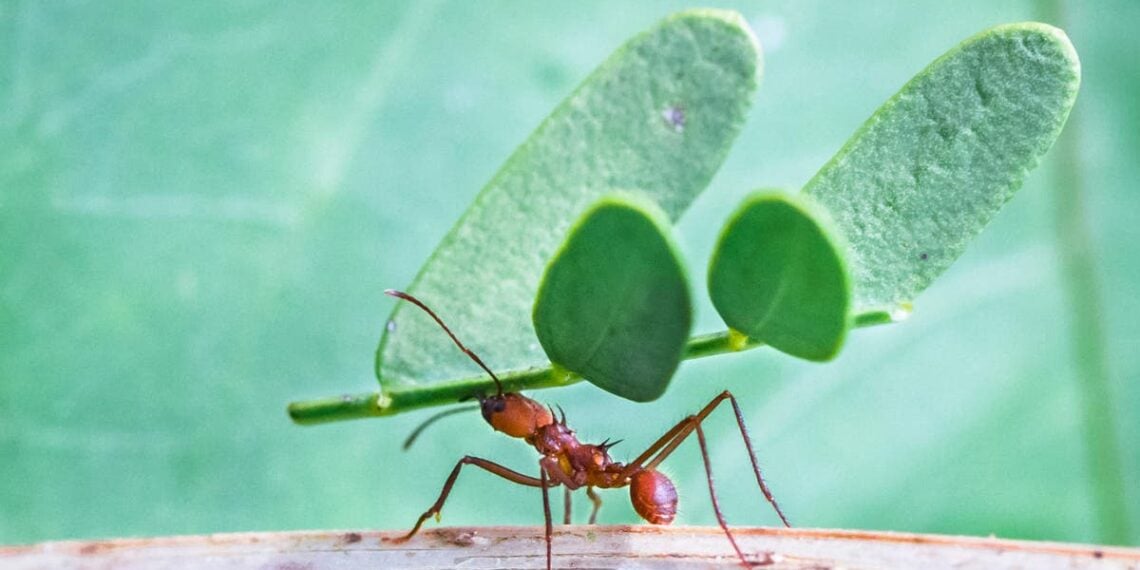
[534,419,628,489]
[533,420,575,455]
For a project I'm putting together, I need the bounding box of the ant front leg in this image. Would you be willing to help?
[388,455,550,543]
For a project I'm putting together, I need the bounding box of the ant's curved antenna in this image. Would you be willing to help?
[384,289,505,395]
[402,405,479,450]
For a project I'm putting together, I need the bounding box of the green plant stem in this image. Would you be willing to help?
[1058,114,1132,544]
[1039,0,1132,546]
[289,313,896,425]
[287,365,579,424]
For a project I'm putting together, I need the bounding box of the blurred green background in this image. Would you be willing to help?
[2,0,1137,548]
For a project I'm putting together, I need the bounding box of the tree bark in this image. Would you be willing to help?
[3,526,1138,569]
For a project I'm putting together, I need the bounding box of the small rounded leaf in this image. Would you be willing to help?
[708,192,851,361]
[533,194,692,402]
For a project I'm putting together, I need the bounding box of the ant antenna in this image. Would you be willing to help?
[385,289,504,395]
[401,405,479,450]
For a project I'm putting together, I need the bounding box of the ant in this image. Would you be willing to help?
[384,289,791,569]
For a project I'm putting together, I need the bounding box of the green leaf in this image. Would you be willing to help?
[803,23,1081,311]
[708,191,851,361]
[533,194,691,402]
[376,10,761,392]
[7,1,1134,550]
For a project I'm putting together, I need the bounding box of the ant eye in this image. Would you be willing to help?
[480,397,507,422]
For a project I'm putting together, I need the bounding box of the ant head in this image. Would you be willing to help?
[474,392,553,439]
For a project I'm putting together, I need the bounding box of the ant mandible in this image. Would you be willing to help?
[384,289,791,569]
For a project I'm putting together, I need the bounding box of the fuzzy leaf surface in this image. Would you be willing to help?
[377,10,761,391]
[804,23,1080,310]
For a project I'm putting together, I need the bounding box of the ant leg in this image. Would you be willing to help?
[695,421,750,567]
[586,486,603,524]
[540,455,585,490]
[541,467,554,570]
[390,455,548,543]
[563,487,572,525]
[621,390,791,527]
[724,392,791,527]
[621,391,739,474]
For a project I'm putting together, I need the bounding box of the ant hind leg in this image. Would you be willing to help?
[622,390,791,527]
[694,421,751,567]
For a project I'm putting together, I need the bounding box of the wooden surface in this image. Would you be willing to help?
[3,526,1139,569]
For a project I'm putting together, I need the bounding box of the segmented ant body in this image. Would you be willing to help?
[385,290,790,569]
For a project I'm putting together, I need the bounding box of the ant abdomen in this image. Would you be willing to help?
[630,469,678,525]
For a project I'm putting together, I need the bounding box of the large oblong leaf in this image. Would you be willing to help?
[708,192,851,361]
[377,10,761,391]
[804,23,1080,310]
[533,194,691,402]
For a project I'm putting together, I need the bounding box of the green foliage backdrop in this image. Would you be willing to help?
[2,0,1136,547]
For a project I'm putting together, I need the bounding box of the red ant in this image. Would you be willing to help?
[384,289,791,568]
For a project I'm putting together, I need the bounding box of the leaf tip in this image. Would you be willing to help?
[987,22,1082,90]
[665,8,764,83]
